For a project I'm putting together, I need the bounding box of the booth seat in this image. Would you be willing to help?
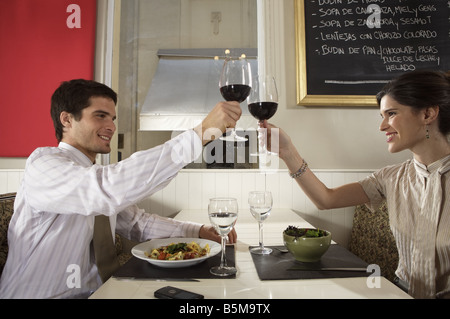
[348,201,399,282]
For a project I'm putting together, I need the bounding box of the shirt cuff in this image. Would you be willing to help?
[182,221,203,238]
[358,177,385,212]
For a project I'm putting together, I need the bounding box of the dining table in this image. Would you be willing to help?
[89,208,412,300]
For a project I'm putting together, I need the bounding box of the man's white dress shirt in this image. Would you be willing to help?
[0,130,203,298]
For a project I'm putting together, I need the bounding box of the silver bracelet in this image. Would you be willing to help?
[289,159,308,179]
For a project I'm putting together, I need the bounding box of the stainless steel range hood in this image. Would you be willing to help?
[139,48,258,131]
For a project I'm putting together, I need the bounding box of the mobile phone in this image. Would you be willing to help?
[154,286,204,299]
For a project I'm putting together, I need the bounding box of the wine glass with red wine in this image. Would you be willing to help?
[219,53,252,142]
[248,75,278,156]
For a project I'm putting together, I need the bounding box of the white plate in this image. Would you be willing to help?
[131,238,221,268]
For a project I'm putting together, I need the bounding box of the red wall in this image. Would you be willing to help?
[0,0,97,157]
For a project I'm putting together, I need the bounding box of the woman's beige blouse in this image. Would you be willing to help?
[359,155,450,299]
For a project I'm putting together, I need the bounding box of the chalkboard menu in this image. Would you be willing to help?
[295,0,450,106]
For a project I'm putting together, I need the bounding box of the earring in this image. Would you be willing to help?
[426,125,430,139]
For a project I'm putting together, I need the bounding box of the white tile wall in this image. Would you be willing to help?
[0,170,24,194]
[0,168,373,248]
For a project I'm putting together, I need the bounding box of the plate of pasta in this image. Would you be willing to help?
[131,238,221,268]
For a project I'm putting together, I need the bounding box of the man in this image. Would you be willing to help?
[0,79,239,298]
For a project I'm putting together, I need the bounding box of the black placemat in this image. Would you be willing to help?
[113,245,236,279]
[249,244,370,280]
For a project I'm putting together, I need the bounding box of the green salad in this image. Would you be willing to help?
[284,226,328,238]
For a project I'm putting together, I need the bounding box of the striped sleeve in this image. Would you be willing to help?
[116,205,203,242]
[358,171,386,212]
[25,130,202,216]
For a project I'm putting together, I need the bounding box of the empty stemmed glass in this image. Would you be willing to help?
[208,198,238,276]
[219,51,252,142]
[248,191,273,255]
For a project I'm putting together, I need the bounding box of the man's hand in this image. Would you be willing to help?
[199,225,237,244]
[194,101,242,145]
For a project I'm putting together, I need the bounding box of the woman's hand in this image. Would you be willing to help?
[260,120,296,161]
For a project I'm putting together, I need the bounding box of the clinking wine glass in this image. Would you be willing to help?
[208,197,238,276]
[219,52,252,142]
[248,191,273,255]
[248,75,278,156]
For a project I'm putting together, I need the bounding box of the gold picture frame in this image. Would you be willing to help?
[294,0,377,107]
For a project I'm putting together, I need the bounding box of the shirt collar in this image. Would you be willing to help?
[414,154,450,178]
[58,142,94,167]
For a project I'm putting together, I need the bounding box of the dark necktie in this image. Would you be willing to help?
[93,215,121,283]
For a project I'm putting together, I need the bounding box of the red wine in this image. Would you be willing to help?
[248,102,278,121]
[220,84,251,103]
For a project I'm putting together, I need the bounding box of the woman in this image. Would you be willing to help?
[263,70,450,299]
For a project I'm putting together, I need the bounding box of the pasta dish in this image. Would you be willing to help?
[145,241,210,261]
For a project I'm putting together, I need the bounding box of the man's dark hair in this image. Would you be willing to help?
[50,79,117,142]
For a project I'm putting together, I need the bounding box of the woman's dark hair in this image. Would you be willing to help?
[50,79,117,142]
[376,69,450,136]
